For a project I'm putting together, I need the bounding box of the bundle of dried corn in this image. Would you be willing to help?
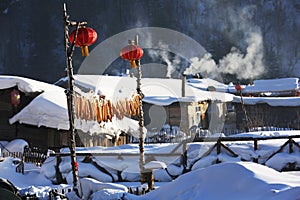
[74,94,113,123]
[113,94,141,120]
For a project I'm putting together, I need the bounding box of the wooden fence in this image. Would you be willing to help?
[193,135,300,165]
[49,135,300,174]
[2,147,48,174]
[47,135,300,195]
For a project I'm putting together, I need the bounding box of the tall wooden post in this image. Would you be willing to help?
[63,3,87,196]
[238,90,250,132]
[135,35,146,184]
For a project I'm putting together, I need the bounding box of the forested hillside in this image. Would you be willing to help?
[0,0,299,83]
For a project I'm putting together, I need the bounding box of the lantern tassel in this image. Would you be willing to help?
[81,46,90,57]
[130,60,137,68]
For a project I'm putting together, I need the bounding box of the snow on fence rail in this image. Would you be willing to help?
[23,147,48,166]
[193,135,300,165]
[131,126,296,144]
[48,135,300,166]
[46,134,300,187]
[1,147,48,174]
[1,151,23,159]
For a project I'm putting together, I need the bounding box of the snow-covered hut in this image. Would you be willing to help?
[58,75,235,135]
[140,77,234,135]
[229,78,299,97]
[0,75,70,150]
[8,75,145,149]
[7,74,235,149]
[232,78,300,131]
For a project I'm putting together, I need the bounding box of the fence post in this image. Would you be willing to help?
[55,155,64,183]
[182,141,187,172]
[253,138,258,163]
[145,170,154,191]
[216,139,221,155]
[216,139,221,163]
[289,138,293,153]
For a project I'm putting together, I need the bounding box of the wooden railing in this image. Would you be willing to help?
[49,135,300,173]
[193,135,300,165]
[1,147,48,174]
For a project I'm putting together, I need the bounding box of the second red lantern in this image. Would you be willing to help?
[11,89,20,107]
[120,44,144,68]
[235,84,243,92]
[69,27,98,56]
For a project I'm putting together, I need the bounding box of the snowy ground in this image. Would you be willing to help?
[1,131,300,199]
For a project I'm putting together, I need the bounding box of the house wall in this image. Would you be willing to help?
[233,103,300,131]
[16,124,68,151]
[143,102,203,134]
[222,103,236,135]
[0,88,71,151]
[0,88,34,140]
[187,102,202,130]
[76,130,128,148]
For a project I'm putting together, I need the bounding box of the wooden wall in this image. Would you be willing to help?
[143,102,202,134]
[0,88,128,150]
[234,103,300,131]
[0,88,70,151]
[0,88,36,140]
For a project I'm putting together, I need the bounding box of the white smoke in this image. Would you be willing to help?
[148,41,180,78]
[185,5,265,80]
[218,31,264,79]
[185,53,218,78]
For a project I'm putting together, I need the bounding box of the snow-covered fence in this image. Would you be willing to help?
[127,125,189,144]
[23,147,48,166]
[128,184,148,195]
[192,135,300,171]
[4,147,48,174]
[1,151,23,159]
[49,140,188,185]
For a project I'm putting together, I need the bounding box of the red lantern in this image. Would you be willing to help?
[235,84,243,92]
[11,89,20,107]
[74,161,79,171]
[69,27,98,57]
[120,44,144,68]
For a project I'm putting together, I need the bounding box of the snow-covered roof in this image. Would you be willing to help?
[0,75,61,94]
[73,75,137,102]
[142,77,233,105]
[245,78,299,93]
[228,78,299,94]
[72,75,234,105]
[9,86,144,135]
[187,78,228,92]
[9,88,70,130]
[8,75,233,133]
[233,96,300,107]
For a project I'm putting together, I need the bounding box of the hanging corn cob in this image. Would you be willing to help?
[73,91,142,124]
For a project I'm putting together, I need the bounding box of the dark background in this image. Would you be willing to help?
[0,0,299,83]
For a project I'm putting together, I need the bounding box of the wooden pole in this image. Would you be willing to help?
[238,90,250,132]
[182,141,187,172]
[134,35,146,184]
[253,138,258,163]
[63,3,87,196]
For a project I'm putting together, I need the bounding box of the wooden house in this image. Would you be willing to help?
[140,76,234,136]
[0,76,119,151]
[57,75,235,138]
[0,76,71,151]
[231,78,300,132]
[5,74,236,150]
[143,101,206,134]
[233,97,300,132]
